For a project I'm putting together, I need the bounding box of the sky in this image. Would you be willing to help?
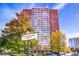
[0,3,79,42]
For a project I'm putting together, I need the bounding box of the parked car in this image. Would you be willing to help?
[45,52,61,56]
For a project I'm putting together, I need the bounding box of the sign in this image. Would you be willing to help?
[22,33,37,40]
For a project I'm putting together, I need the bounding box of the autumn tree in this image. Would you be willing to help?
[1,10,34,53]
[60,32,67,55]
[50,30,62,53]
[2,10,34,37]
[30,39,38,52]
[43,45,49,54]
[60,31,71,55]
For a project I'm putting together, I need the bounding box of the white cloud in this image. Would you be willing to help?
[67,32,79,39]
[52,3,67,11]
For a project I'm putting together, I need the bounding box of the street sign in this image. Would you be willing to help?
[22,33,37,40]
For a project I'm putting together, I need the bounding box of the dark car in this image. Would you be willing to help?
[45,52,60,56]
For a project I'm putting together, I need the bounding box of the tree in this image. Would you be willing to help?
[65,47,71,53]
[60,31,71,55]
[43,45,49,54]
[50,30,71,55]
[0,37,6,53]
[50,30,62,53]
[2,10,34,37]
[1,10,34,54]
[30,39,38,51]
[60,32,67,55]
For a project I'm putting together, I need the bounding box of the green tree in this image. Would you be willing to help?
[0,37,6,53]
[1,10,34,54]
[50,30,62,53]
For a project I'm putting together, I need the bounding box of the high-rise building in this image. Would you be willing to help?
[50,9,59,33]
[31,8,50,49]
[69,37,79,48]
[23,8,59,49]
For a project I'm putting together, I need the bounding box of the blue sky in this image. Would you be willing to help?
[0,3,79,40]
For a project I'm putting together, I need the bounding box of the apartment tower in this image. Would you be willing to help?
[23,8,59,49]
